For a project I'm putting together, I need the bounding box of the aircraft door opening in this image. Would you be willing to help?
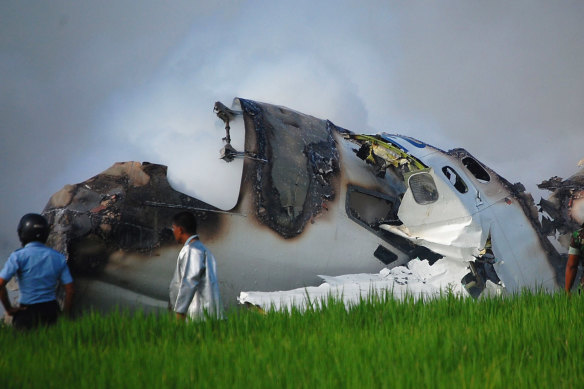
[345,185,400,229]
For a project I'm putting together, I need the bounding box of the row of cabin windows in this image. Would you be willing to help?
[410,156,491,205]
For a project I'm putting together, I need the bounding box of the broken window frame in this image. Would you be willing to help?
[462,156,491,183]
[441,166,468,194]
[345,185,400,229]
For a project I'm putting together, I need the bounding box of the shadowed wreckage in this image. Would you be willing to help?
[38,98,577,312]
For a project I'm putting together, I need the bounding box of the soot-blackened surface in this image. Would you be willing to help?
[43,162,221,276]
[239,99,340,238]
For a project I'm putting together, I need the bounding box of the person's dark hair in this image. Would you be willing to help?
[18,213,50,245]
[172,212,197,235]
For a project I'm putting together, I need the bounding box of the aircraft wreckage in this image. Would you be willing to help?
[39,98,578,312]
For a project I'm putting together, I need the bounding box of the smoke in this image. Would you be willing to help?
[1,1,583,256]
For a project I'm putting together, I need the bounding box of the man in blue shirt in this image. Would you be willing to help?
[0,213,74,329]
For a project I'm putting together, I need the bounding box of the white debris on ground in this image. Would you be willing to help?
[238,257,475,312]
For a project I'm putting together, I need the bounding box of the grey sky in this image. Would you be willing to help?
[1,1,583,256]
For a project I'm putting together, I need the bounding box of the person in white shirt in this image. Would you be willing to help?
[169,211,223,320]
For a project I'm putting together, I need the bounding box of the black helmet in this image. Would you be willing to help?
[17,213,49,245]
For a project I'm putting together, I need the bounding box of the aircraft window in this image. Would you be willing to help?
[409,173,439,204]
[462,157,490,183]
[346,186,399,227]
[442,166,468,194]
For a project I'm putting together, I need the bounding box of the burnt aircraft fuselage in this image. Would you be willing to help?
[43,98,563,312]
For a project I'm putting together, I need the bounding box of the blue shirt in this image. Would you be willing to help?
[0,242,73,305]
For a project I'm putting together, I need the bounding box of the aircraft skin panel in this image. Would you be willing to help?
[72,278,169,313]
[389,154,487,259]
[380,134,439,160]
[399,170,473,227]
[487,202,558,292]
[450,152,509,203]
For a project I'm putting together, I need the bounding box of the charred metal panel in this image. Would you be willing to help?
[538,168,584,247]
[239,99,340,238]
[43,162,221,276]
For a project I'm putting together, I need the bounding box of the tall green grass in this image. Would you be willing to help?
[1,291,583,388]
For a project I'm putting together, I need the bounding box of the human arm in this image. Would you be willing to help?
[565,254,580,293]
[62,282,74,316]
[0,257,20,315]
[0,277,17,315]
[59,260,74,315]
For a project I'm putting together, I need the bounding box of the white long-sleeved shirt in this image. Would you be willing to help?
[169,235,223,319]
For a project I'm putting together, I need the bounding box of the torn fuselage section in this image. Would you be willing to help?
[334,133,440,266]
[349,134,427,179]
[342,133,562,294]
[461,237,503,298]
[538,167,584,249]
[226,99,341,238]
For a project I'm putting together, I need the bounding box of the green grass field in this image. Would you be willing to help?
[1,291,583,388]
